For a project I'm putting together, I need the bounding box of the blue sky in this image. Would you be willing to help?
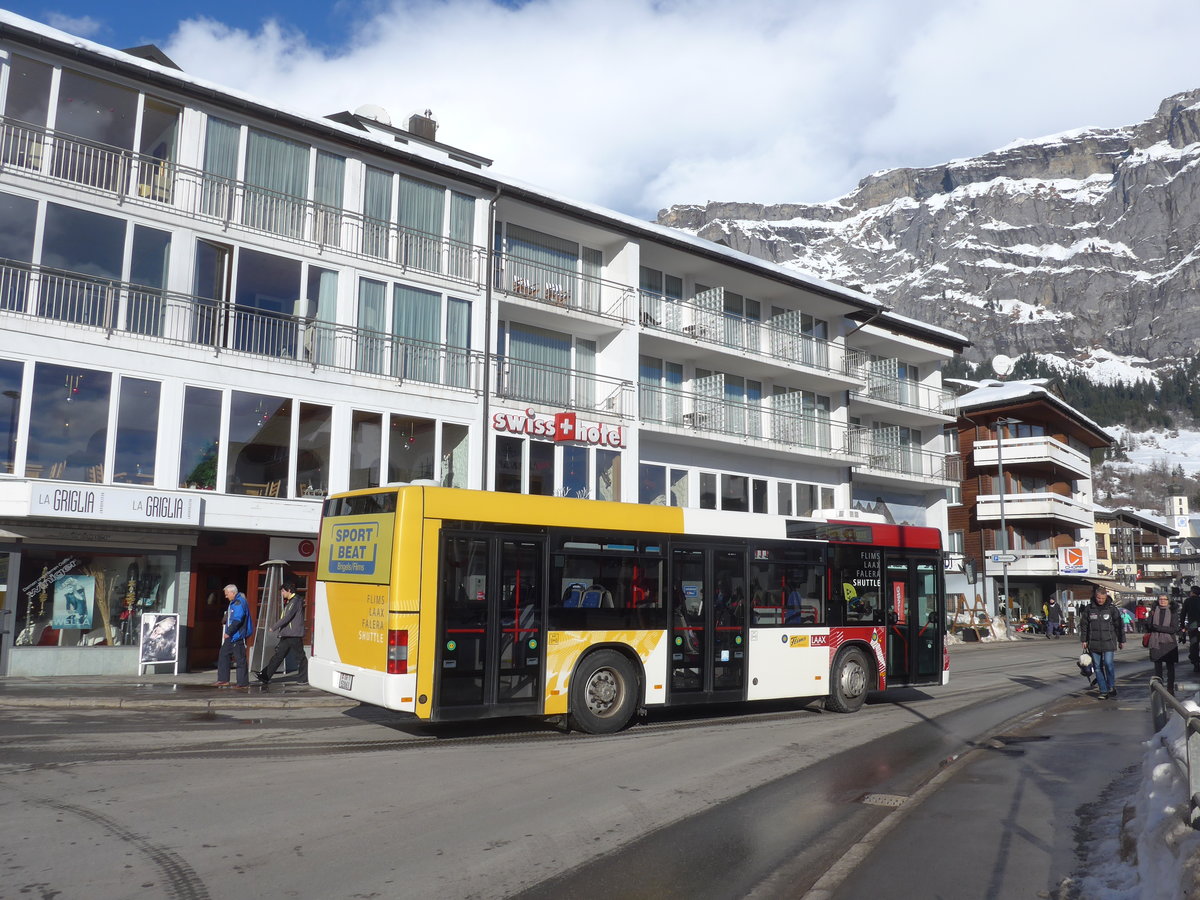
[5,1,1200,219]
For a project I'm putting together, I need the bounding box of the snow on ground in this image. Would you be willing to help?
[1032,349,1160,386]
[1073,693,1200,899]
[1107,425,1200,476]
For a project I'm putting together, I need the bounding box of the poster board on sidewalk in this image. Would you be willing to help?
[138,613,179,675]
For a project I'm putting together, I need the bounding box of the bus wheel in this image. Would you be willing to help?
[570,650,638,734]
[825,647,871,713]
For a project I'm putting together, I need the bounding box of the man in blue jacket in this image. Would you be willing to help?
[215,583,252,689]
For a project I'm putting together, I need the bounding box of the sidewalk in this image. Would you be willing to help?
[0,670,355,711]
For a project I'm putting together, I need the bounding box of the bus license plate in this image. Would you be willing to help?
[338,672,353,691]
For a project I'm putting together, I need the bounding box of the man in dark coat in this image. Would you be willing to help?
[255,582,308,686]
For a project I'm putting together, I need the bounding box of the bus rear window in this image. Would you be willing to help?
[324,492,397,517]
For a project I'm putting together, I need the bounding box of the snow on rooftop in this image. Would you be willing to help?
[954,379,1114,441]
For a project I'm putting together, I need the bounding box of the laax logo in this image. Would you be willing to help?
[1062,548,1084,567]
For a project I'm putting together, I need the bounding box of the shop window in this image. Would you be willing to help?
[640,463,667,505]
[669,469,688,507]
[722,474,749,512]
[179,386,220,489]
[13,550,177,650]
[752,479,768,514]
[226,391,290,496]
[441,423,469,488]
[777,482,793,516]
[529,441,555,496]
[26,363,111,481]
[350,410,382,490]
[0,358,22,474]
[495,435,523,493]
[388,415,436,484]
[596,449,620,502]
[297,403,331,497]
[700,472,717,510]
[562,445,588,498]
[113,377,160,485]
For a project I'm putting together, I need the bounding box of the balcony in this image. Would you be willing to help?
[844,351,955,420]
[0,116,486,285]
[0,259,485,391]
[493,358,634,418]
[849,435,960,485]
[494,254,635,324]
[638,289,855,386]
[976,490,1095,527]
[973,435,1092,478]
[637,383,864,460]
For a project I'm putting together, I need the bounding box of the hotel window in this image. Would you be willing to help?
[179,386,221,490]
[26,363,111,482]
[448,192,475,280]
[441,423,470,489]
[0,191,37,311]
[40,203,126,329]
[528,441,555,496]
[233,248,301,357]
[388,415,436,484]
[397,175,444,273]
[243,129,309,237]
[640,463,667,505]
[722,474,749,512]
[0,358,22,475]
[596,449,620,501]
[362,165,393,258]
[670,468,688,507]
[563,445,588,498]
[313,151,345,248]
[297,403,332,497]
[53,69,137,189]
[700,472,717,510]
[112,378,160,485]
[201,117,240,218]
[127,225,171,337]
[350,410,382,490]
[638,266,682,329]
[495,435,523,494]
[226,392,290,497]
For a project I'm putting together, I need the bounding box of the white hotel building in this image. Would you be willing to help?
[0,13,967,676]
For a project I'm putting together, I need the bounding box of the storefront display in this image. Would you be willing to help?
[14,549,177,649]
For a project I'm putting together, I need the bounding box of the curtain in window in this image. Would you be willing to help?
[244,129,308,237]
[448,192,474,280]
[576,339,596,410]
[313,151,345,248]
[639,355,663,424]
[398,175,444,274]
[581,247,602,312]
[362,166,392,259]
[393,283,441,383]
[505,223,578,303]
[201,117,239,218]
[507,323,569,405]
[304,267,338,366]
[445,297,470,388]
[357,278,387,374]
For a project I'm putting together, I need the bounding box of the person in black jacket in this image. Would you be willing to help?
[1080,587,1125,699]
[255,582,308,686]
[1146,594,1181,694]
[1182,585,1200,673]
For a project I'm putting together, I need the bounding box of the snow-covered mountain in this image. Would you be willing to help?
[658,89,1200,369]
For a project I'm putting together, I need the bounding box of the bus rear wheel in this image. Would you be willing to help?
[569,650,638,734]
[825,647,871,713]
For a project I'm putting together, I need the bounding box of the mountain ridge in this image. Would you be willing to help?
[657,89,1200,370]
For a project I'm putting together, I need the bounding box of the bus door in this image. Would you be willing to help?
[669,545,746,702]
[883,554,943,686]
[435,533,545,720]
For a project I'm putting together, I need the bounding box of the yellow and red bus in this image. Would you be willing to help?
[310,486,948,733]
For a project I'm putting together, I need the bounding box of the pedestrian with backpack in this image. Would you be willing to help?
[215,583,253,689]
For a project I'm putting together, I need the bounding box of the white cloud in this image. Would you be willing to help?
[159,0,1200,218]
[45,12,103,37]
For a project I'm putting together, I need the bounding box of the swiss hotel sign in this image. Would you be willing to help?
[491,408,626,448]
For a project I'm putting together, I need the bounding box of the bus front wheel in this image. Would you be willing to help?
[825,647,871,713]
[569,650,638,734]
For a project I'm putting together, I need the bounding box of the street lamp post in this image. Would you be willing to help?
[994,417,1021,618]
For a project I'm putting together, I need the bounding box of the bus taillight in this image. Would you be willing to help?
[387,629,409,674]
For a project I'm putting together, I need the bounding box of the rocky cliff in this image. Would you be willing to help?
[658,90,1200,367]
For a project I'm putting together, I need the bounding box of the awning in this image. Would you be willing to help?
[1086,578,1138,594]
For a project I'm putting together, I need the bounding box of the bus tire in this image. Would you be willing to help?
[825,646,871,713]
[569,649,639,734]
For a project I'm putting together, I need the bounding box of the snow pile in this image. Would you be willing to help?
[1129,700,1200,898]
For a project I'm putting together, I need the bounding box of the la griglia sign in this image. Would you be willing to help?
[491,408,626,448]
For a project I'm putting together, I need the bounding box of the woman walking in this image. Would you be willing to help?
[1147,593,1181,694]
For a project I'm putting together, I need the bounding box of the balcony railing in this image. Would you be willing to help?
[494,254,635,323]
[973,436,1092,477]
[493,357,634,417]
[0,116,487,285]
[0,259,484,390]
[844,351,955,417]
[638,289,846,376]
[977,490,1095,526]
[848,434,957,481]
[637,383,862,457]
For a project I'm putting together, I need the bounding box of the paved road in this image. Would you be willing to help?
[0,638,1149,899]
